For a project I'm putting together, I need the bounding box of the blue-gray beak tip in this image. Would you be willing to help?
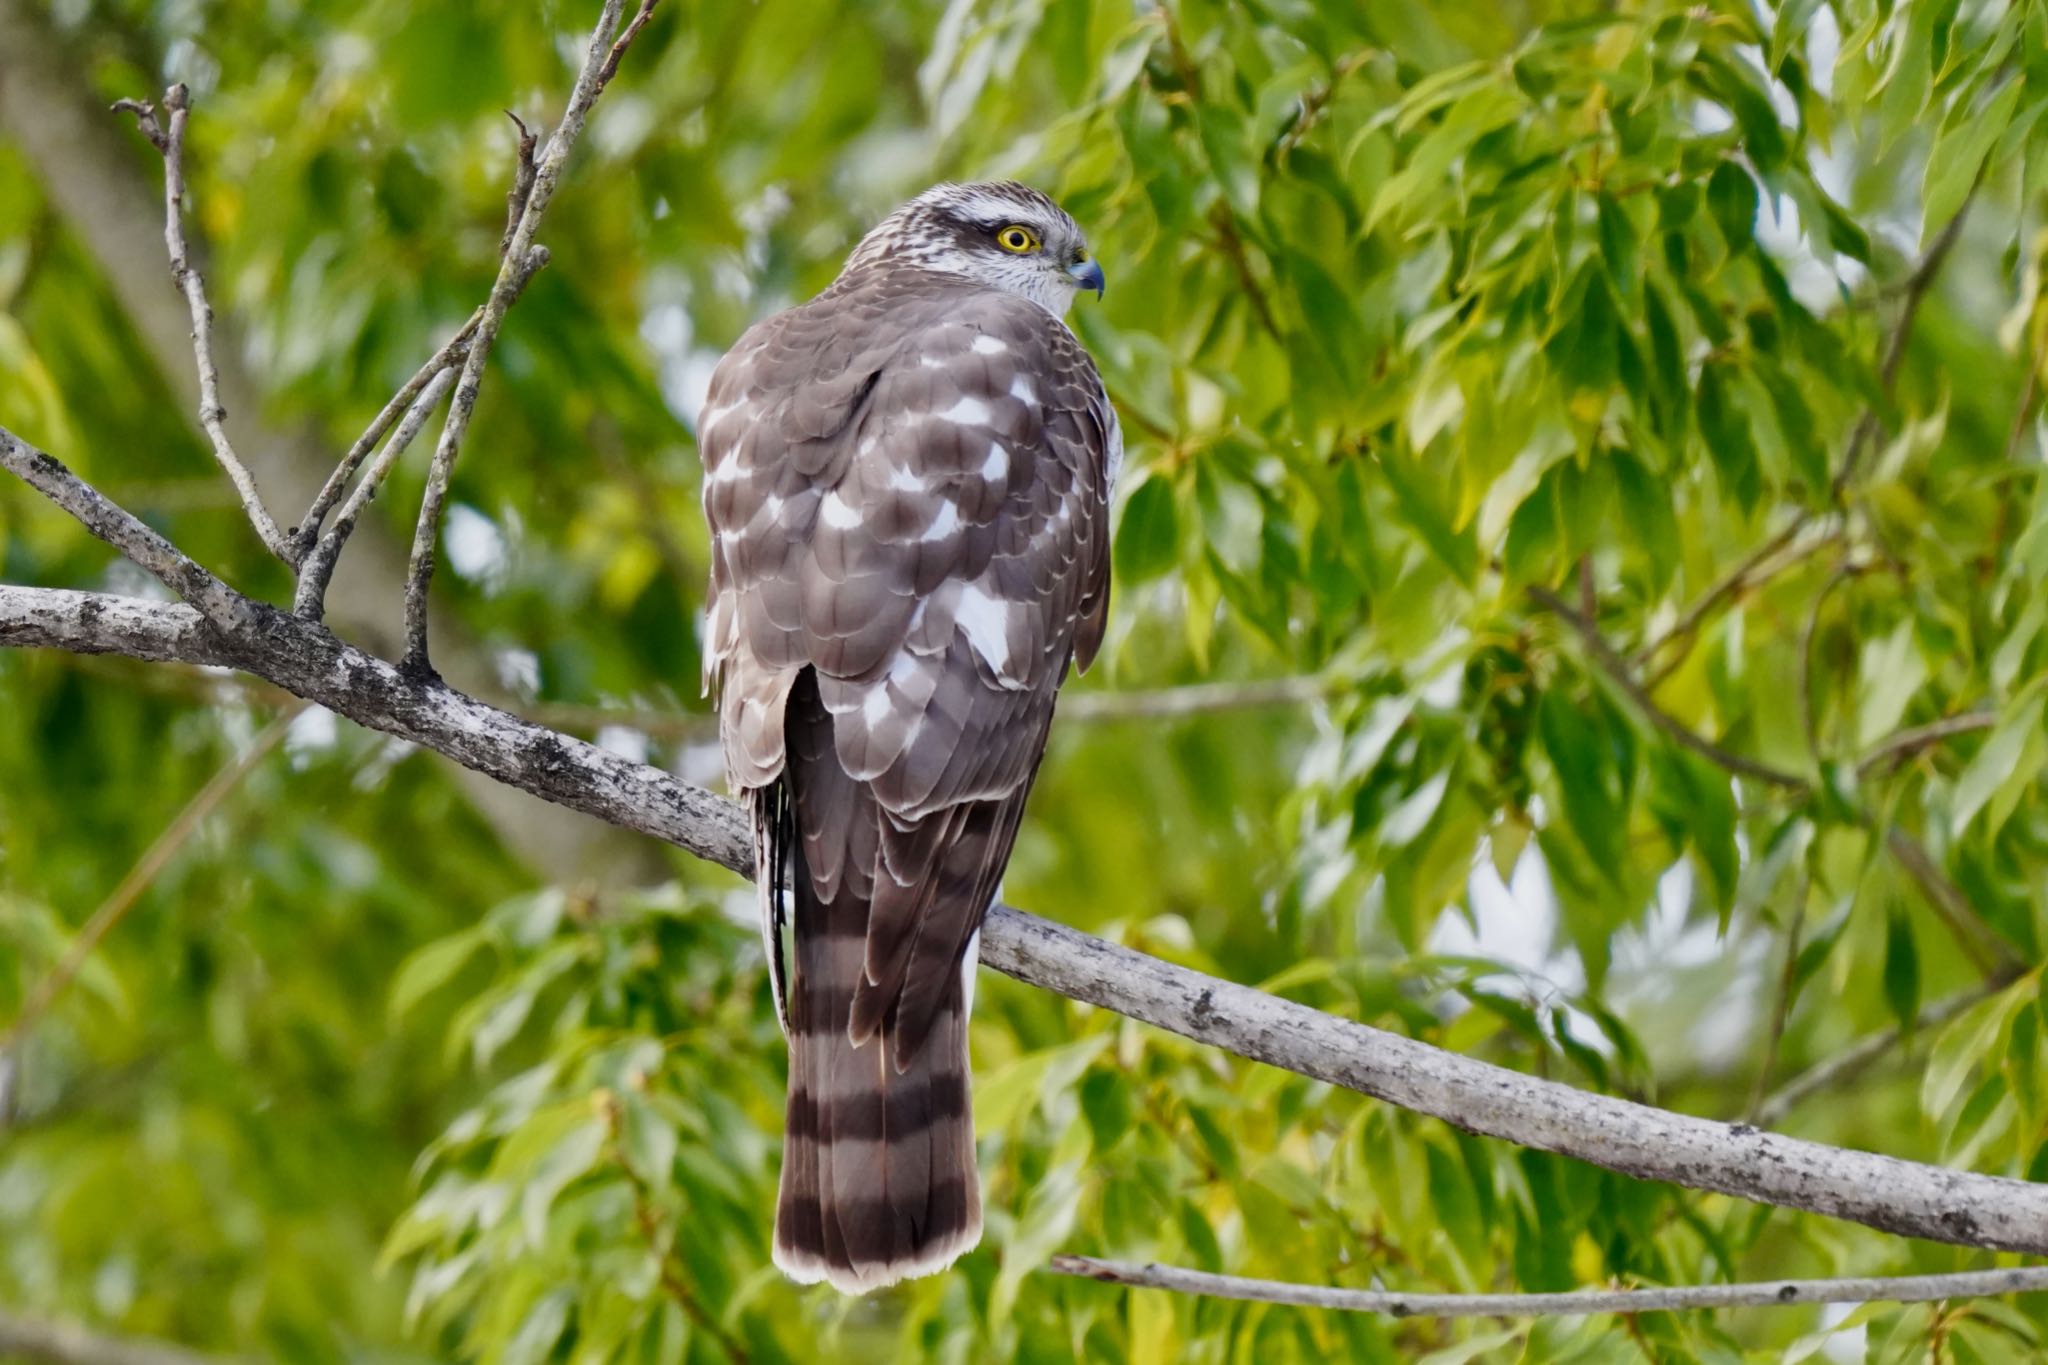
[1070,258,1106,300]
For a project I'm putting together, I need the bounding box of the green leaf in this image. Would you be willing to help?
[389,929,485,1024]
[1883,900,1921,1039]
[1697,361,1762,511]
[1596,194,1639,305]
[1924,77,2024,246]
[1113,473,1182,583]
[1707,161,1759,255]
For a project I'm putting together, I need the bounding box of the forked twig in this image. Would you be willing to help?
[402,0,657,676]
[113,85,292,562]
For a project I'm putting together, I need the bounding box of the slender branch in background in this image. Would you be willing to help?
[295,368,460,618]
[292,308,485,563]
[0,704,300,1055]
[1632,519,1827,685]
[1858,712,1996,776]
[10,582,2048,1252]
[1756,974,2022,1129]
[1535,578,2019,978]
[1884,828,2017,979]
[1048,1257,2048,1320]
[111,87,291,563]
[1638,188,1974,685]
[522,671,1342,739]
[1831,187,1976,498]
[1747,876,1809,1125]
[0,428,250,631]
[1530,584,1806,789]
[402,0,655,676]
[1273,48,1373,161]
[0,1309,241,1365]
[2004,363,2040,464]
[600,1090,750,1364]
[1063,672,1340,721]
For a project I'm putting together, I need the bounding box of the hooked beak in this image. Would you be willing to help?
[1068,256,1106,300]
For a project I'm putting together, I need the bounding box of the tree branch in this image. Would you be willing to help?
[0,0,660,888]
[1530,584,1806,789]
[0,1309,239,1365]
[402,0,654,676]
[111,86,291,562]
[6,580,2048,1254]
[0,427,250,631]
[294,367,458,619]
[1756,974,2020,1129]
[1048,1257,2048,1319]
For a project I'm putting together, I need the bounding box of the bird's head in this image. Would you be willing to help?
[845,180,1105,316]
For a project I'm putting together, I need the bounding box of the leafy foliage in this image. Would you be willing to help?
[6,0,2048,1360]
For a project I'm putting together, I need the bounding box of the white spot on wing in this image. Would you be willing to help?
[888,465,925,492]
[923,502,960,541]
[1010,375,1037,405]
[972,334,1008,355]
[862,685,893,725]
[956,582,1012,673]
[982,442,1009,482]
[937,396,992,426]
[821,491,861,529]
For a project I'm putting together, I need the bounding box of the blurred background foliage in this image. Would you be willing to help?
[4,0,2048,1360]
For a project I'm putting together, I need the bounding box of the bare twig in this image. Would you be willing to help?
[1048,1257,2048,1319]
[1531,584,1806,788]
[596,0,661,91]
[295,367,459,618]
[403,0,652,676]
[0,427,250,630]
[291,309,484,562]
[0,1308,242,1365]
[113,86,291,562]
[498,112,539,259]
[1756,975,2021,1128]
[1,705,299,1055]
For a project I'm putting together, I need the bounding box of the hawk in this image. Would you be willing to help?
[699,181,1118,1294]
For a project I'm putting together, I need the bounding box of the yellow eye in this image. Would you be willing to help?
[996,225,1040,254]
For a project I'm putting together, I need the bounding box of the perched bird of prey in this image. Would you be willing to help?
[699,181,1117,1294]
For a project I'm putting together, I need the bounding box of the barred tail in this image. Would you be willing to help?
[772,934,981,1293]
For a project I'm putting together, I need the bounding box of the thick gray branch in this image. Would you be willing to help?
[1050,1257,2048,1319]
[6,581,2048,1256]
